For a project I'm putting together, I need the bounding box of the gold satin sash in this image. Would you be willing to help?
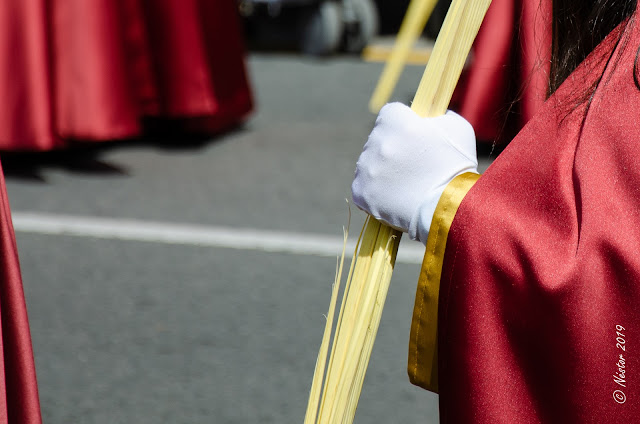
[408,172,481,393]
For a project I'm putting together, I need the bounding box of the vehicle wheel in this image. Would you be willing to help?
[298,1,344,56]
[342,0,379,53]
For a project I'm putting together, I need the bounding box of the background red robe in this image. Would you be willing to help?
[0,0,253,151]
[0,164,41,423]
[453,0,551,146]
[437,10,640,422]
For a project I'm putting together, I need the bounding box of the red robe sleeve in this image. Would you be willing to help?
[412,9,640,423]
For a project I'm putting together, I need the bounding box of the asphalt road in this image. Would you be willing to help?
[2,52,494,423]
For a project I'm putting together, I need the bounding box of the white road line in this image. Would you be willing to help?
[10,212,426,264]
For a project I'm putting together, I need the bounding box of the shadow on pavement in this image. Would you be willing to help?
[0,122,250,182]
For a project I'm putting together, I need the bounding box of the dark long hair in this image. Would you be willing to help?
[548,0,637,95]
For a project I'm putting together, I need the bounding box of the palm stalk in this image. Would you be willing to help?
[305,1,493,422]
[369,0,440,114]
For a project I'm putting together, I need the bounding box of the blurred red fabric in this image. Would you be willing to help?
[453,0,551,145]
[0,163,41,423]
[0,0,253,151]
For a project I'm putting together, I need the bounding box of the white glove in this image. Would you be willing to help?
[351,102,478,244]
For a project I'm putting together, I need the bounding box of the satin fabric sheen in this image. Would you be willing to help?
[0,164,41,423]
[436,10,640,423]
[0,0,253,151]
[453,0,551,145]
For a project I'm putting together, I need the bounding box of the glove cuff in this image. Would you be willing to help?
[408,169,479,244]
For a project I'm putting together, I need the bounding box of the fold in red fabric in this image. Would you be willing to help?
[437,8,640,423]
[453,0,551,145]
[0,0,253,151]
[0,164,41,423]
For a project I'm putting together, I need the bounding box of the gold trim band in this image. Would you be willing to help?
[408,172,481,393]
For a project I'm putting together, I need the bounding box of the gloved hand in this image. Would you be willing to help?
[351,102,478,244]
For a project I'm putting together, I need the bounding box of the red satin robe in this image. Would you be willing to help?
[454,0,551,145]
[0,165,41,423]
[435,10,640,423]
[0,0,253,151]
